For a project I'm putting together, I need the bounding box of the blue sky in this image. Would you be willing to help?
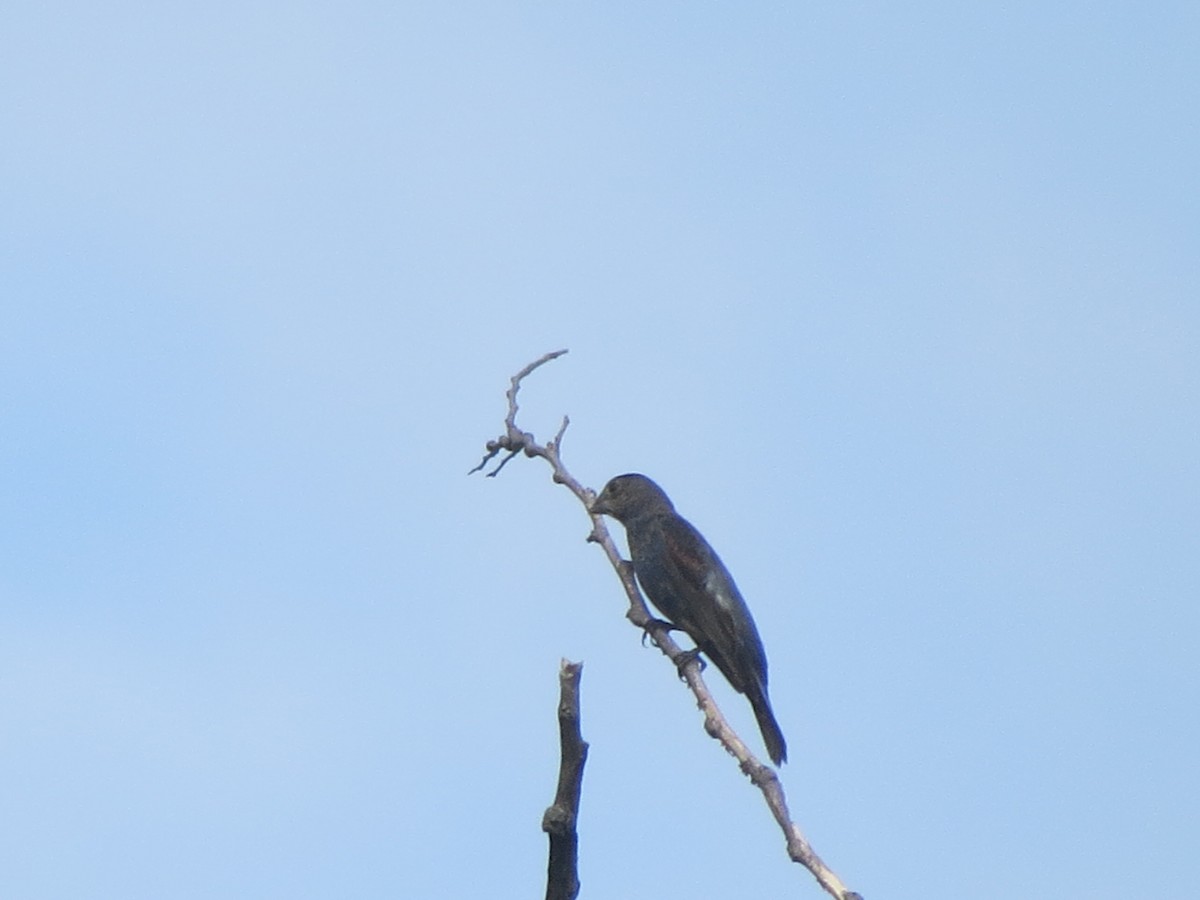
[2,3,1197,898]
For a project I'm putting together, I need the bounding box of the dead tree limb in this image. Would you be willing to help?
[473,350,862,900]
[542,660,587,900]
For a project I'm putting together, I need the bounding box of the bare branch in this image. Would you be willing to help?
[542,660,588,900]
[551,415,570,453]
[469,348,569,477]
[474,351,862,900]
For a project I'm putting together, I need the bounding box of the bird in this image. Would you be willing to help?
[590,473,787,765]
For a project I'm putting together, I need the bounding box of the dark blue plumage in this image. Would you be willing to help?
[591,473,787,765]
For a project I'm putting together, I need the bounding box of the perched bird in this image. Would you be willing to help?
[590,473,788,765]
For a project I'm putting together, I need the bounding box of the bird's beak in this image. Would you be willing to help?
[589,491,611,516]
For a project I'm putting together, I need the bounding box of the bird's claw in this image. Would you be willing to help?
[640,617,676,647]
[674,647,706,680]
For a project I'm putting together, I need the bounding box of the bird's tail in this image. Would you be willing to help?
[748,683,788,766]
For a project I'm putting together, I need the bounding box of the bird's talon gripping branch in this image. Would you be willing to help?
[675,646,707,676]
[639,617,677,648]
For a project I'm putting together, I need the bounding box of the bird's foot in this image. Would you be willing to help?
[674,647,706,679]
[640,617,677,647]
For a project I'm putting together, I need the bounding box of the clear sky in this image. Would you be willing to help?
[2,3,1197,898]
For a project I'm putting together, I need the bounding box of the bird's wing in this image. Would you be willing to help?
[657,514,768,693]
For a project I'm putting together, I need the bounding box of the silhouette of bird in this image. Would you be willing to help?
[591,473,787,765]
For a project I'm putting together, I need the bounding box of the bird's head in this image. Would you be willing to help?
[590,473,676,523]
